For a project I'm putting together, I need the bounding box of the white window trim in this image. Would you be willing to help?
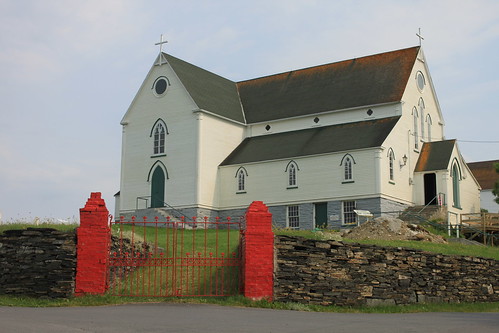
[287,205,300,229]
[342,201,357,225]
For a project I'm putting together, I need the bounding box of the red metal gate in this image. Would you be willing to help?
[108,216,242,297]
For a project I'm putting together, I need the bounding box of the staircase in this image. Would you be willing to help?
[398,205,447,224]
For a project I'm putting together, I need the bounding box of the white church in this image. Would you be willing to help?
[115,44,481,229]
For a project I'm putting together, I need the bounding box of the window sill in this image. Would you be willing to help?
[236,191,247,194]
[342,180,354,184]
[287,186,298,189]
[389,180,395,185]
[413,149,420,153]
[151,153,166,158]
[452,205,462,210]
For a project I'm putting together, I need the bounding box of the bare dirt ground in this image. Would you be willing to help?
[342,217,447,243]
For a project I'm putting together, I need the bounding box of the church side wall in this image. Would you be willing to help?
[119,63,199,212]
[219,149,379,210]
[248,103,398,137]
[197,113,246,209]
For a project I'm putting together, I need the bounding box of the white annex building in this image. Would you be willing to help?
[116,45,481,229]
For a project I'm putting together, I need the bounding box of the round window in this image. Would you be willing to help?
[416,71,425,91]
[153,77,168,96]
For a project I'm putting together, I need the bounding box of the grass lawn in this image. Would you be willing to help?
[0,294,498,313]
[275,229,499,260]
[0,223,78,234]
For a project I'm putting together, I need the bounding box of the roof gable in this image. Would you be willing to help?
[414,140,456,172]
[164,53,245,123]
[237,46,420,123]
[220,117,400,165]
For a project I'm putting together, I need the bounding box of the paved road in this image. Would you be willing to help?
[1,303,498,333]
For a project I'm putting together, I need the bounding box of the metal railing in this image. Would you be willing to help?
[135,196,191,221]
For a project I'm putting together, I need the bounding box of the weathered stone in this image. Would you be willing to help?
[274,235,498,307]
[0,229,76,298]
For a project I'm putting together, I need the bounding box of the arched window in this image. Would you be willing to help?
[344,157,352,181]
[426,114,432,142]
[150,119,168,155]
[285,161,299,188]
[340,154,356,183]
[289,164,296,187]
[154,124,165,154]
[238,170,245,191]
[419,99,425,141]
[452,161,461,208]
[235,167,248,193]
[388,149,395,181]
[413,107,419,150]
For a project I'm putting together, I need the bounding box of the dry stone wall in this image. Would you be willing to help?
[0,228,77,298]
[274,235,499,306]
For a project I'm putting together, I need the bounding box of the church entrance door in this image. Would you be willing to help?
[314,202,328,228]
[424,173,437,205]
[151,167,165,208]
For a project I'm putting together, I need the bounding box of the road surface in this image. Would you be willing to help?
[1,303,498,332]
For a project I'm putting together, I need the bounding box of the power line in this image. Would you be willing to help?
[457,140,499,144]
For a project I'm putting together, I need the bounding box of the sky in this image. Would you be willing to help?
[0,0,498,222]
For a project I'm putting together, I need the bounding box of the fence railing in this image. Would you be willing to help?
[108,216,242,297]
[459,213,499,245]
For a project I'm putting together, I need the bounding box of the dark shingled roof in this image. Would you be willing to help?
[414,140,456,172]
[220,117,400,166]
[165,47,420,124]
[237,46,420,123]
[164,53,245,123]
[468,160,499,190]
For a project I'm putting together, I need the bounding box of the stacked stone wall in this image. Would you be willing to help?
[275,235,499,306]
[0,228,76,298]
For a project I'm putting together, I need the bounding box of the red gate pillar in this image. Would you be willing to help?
[75,192,110,295]
[242,201,274,300]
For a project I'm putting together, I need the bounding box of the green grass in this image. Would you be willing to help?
[274,229,499,260]
[0,223,78,234]
[0,294,497,313]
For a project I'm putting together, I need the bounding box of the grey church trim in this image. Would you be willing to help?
[234,166,249,177]
[147,161,169,181]
[339,153,356,166]
[149,118,169,137]
[151,76,170,90]
[450,158,463,180]
[284,160,300,172]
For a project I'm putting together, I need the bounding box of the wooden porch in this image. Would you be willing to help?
[460,213,499,245]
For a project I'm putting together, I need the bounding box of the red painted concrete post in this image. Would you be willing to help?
[75,192,110,295]
[242,201,274,300]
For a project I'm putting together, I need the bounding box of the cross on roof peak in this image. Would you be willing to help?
[155,34,168,65]
[416,28,424,46]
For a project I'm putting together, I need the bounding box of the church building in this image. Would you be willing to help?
[115,45,481,229]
